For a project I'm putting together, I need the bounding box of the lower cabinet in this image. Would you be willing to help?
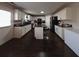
[14,24,31,38]
[64,29,79,56]
[14,27,22,38]
[55,25,64,40]
[55,25,79,56]
[22,24,31,36]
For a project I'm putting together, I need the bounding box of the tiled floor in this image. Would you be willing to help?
[0,29,77,57]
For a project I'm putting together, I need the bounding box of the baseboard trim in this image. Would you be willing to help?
[64,43,78,57]
[20,29,32,39]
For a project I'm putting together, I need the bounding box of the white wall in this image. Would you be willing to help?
[45,15,52,29]
[0,3,14,45]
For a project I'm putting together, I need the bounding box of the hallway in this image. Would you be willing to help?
[0,30,77,57]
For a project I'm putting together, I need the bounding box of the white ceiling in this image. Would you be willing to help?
[14,2,69,15]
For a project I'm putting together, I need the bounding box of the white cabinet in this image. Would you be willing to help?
[54,7,72,20]
[14,9,22,20]
[58,27,64,39]
[22,24,31,36]
[14,27,22,38]
[34,27,43,39]
[55,25,64,40]
[21,12,25,20]
[69,31,79,56]
[64,29,72,47]
[14,9,26,21]
[14,24,31,38]
[64,29,79,56]
[14,9,32,22]
[55,25,59,35]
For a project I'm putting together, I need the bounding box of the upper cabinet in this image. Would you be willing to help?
[14,9,32,21]
[14,9,22,20]
[21,12,26,20]
[53,7,72,20]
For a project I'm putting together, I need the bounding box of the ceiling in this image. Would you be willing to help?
[14,2,70,15]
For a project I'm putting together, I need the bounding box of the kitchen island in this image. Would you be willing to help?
[34,26,43,39]
[34,21,47,39]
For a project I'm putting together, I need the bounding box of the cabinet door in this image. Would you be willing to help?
[69,32,79,56]
[55,26,63,39]
[24,25,29,33]
[27,24,31,32]
[66,7,72,20]
[24,24,31,34]
[54,8,66,20]
[64,29,71,46]
[53,7,72,20]
[14,27,22,38]
[21,12,25,20]
[14,9,26,20]
[18,10,22,20]
[64,29,79,56]
[58,27,63,39]
[60,8,67,20]
[55,25,58,34]
[22,27,25,36]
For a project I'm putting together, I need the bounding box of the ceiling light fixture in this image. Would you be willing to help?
[40,11,44,13]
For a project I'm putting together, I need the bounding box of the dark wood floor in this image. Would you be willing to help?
[0,29,77,57]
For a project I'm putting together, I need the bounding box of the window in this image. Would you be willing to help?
[0,10,11,27]
[24,14,28,22]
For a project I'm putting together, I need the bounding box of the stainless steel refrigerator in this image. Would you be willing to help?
[50,16,59,32]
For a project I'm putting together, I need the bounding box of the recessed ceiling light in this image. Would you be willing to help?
[40,11,44,13]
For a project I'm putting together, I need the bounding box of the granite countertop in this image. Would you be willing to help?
[66,28,79,34]
[56,24,72,28]
[56,25,79,34]
[35,24,47,28]
[14,22,31,27]
[61,25,79,34]
[35,24,42,27]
